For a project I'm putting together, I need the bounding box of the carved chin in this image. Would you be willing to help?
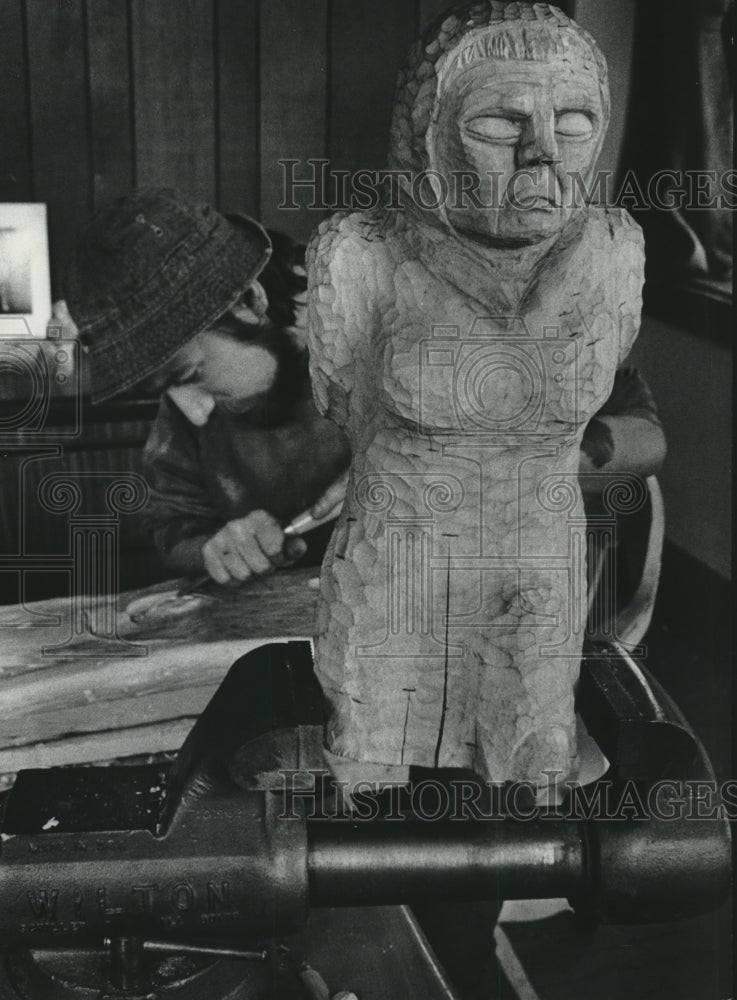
[447,208,566,246]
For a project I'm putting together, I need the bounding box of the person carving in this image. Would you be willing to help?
[308,2,665,789]
[62,188,350,585]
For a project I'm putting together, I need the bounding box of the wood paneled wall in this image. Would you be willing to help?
[1,0,474,289]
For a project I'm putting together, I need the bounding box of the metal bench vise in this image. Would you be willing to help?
[0,641,730,998]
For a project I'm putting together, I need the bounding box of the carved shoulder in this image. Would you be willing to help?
[594,207,645,364]
[306,212,386,425]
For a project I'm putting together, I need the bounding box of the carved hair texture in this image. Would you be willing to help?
[389,1,610,178]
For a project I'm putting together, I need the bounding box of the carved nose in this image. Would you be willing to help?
[518,111,560,167]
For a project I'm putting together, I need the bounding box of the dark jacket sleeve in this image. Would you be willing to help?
[594,365,662,426]
[582,366,662,469]
[141,396,223,555]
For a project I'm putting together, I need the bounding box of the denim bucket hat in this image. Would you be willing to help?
[64,188,272,403]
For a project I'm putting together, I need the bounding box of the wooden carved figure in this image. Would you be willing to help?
[308,2,644,786]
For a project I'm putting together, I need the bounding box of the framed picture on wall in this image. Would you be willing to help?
[0,203,51,339]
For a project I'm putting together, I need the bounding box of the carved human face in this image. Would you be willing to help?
[432,51,604,245]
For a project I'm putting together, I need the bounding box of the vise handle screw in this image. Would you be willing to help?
[103,936,267,963]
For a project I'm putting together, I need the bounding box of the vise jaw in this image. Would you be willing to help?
[0,642,322,950]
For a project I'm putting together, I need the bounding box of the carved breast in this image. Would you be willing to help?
[379,280,609,442]
[368,227,620,437]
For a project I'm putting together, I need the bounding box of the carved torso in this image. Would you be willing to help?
[308,205,643,782]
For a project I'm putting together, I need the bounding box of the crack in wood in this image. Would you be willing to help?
[433,551,452,769]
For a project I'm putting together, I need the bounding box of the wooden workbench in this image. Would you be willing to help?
[0,568,319,777]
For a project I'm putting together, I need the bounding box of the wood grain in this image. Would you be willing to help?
[1,2,468,284]
[328,1,416,176]
[24,0,91,286]
[86,0,135,208]
[0,0,32,202]
[0,568,318,760]
[130,0,216,202]
[216,0,260,216]
[0,718,194,776]
[259,0,328,241]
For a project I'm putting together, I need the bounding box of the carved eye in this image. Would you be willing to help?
[555,112,594,138]
[465,116,522,143]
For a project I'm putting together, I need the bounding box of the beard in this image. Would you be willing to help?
[222,324,308,428]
